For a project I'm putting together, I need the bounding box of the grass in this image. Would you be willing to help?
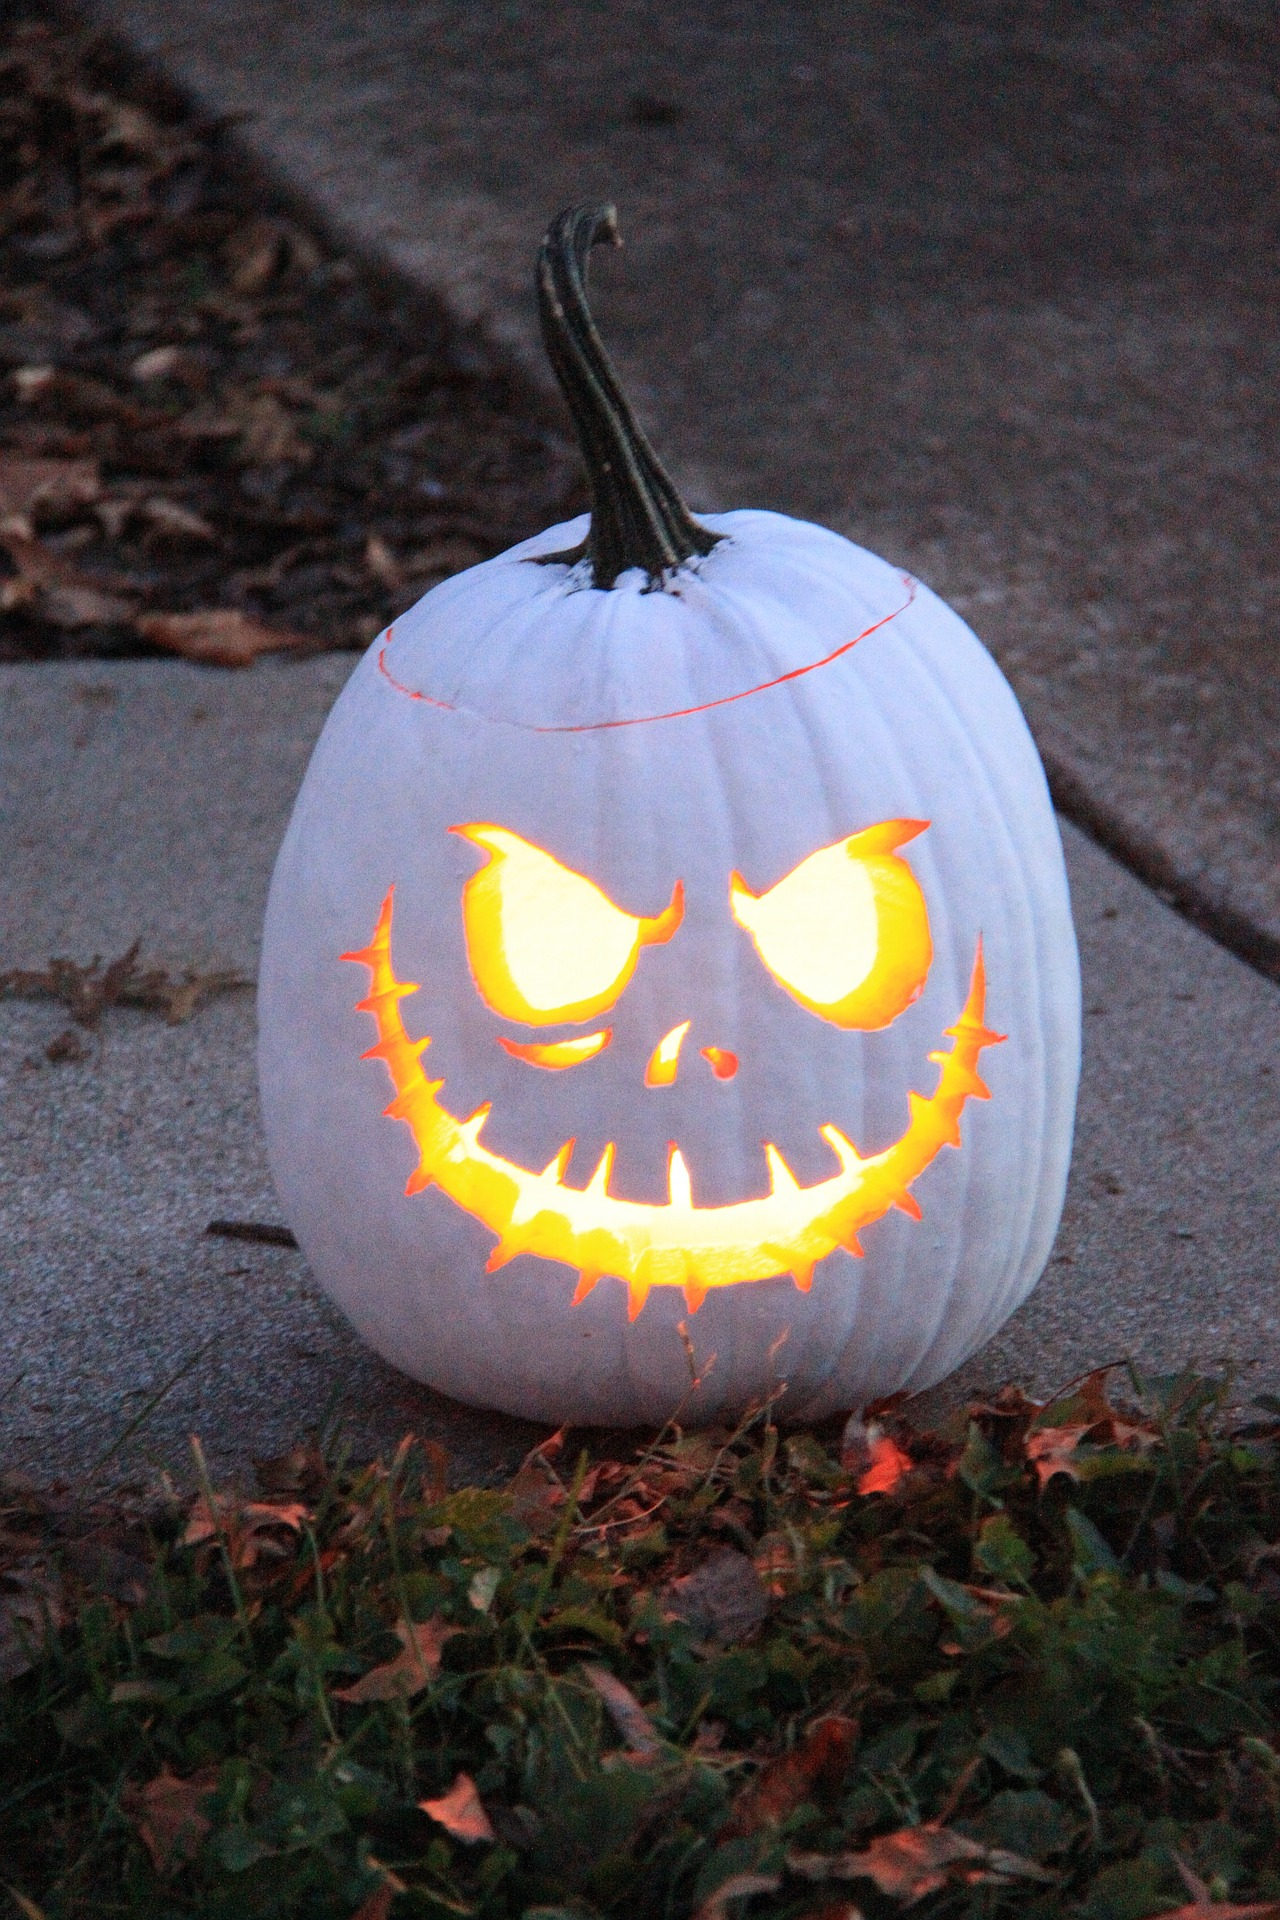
[2,1364,1278,1918]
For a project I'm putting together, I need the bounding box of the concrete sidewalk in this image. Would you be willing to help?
[1,0,1276,1485]
[1,659,1276,1485]
[82,0,1280,968]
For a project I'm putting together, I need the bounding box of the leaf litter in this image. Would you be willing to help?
[0,8,584,667]
[3,1363,1280,1916]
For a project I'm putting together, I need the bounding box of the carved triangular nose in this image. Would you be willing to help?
[643,1025,739,1084]
[644,1020,689,1086]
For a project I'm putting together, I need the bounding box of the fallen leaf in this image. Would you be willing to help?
[1025,1424,1092,1488]
[135,608,309,666]
[228,389,309,465]
[693,1871,783,1920]
[857,1431,913,1496]
[225,218,286,295]
[0,453,99,521]
[12,365,57,404]
[724,1713,859,1836]
[788,1825,1054,1904]
[364,533,403,588]
[130,344,185,382]
[1,532,136,628]
[4,1886,50,1920]
[141,497,216,543]
[584,1662,662,1759]
[662,1546,767,1644]
[121,1763,219,1876]
[349,1885,395,1920]
[334,1616,460,1703]
[182,1494,309,1569]
[418,1772,495,1844]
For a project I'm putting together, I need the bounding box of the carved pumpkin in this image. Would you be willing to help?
[258,205,1081,1426]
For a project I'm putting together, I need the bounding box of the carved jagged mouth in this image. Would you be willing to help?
[344,890,1004,1321]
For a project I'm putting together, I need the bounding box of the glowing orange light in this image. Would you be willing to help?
[730,819,932,1030]
[700,1045,739,1081]
[452,823,683,1025]
[644,1020,690,1087]
[343,890,1003,1322]
[499,1029,611,1070]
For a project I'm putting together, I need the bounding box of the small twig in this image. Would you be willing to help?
[206,1219,298,1247]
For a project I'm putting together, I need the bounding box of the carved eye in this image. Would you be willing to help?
[730,819,933,1030]
[453,823,683,1025]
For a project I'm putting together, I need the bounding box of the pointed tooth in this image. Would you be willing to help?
[764,1143,799,1193]
[403,1164,434,1197]
[841,1233,865,1258]
[626,1276,652,1321]
[820,1123,863,1172]
[928,1054,990,1099]
[790,1261,815,1293]
[485,1237,523,1273]
[894,1190,924,1221]
[682,1279,708,1314]
[667,1145,692,1208]
[571,1268,601,1305]
[586,1142,615,1196]
[542,1138,576,1182]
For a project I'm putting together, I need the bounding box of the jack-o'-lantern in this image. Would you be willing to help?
[258,205,1081,1427]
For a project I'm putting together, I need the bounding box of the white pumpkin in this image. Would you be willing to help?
[258,206,1080,1427]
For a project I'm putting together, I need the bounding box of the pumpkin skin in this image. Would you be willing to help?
[258,498,1081,1426]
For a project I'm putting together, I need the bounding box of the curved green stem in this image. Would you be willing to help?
[535,203,722,589]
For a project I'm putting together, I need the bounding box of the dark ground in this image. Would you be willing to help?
[0,7,585,666]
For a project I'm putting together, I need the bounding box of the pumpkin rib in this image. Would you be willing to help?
[887,601,1067,1392]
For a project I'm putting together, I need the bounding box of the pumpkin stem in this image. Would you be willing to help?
[535,203,722,589]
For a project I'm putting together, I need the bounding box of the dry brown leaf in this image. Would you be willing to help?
[1025,1424,1093,1487]
[12,365,56,404]
[229,389,309,465]
[789,1825,1053,1904]
[130,344,185,382]
[349,1885,395,1920]
[135,608,308,667]
[692,1871,783,1920]
[0,453,99,520]
[365,533,403,589]
[724,1713,859,1837]
[0,531,136,627]
[857,1431,913,1496]
[418,1771,495,1844]
[584,1662,662,1760]
[334,1616,461,1704]
[348,1889,393,1920]
[182,1494,309,1569]
[121,1763,219,1876]
[141,497,216,543]
[662,1546,767,1644]
[225,218,288,295]
[4,1885,49,1920]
